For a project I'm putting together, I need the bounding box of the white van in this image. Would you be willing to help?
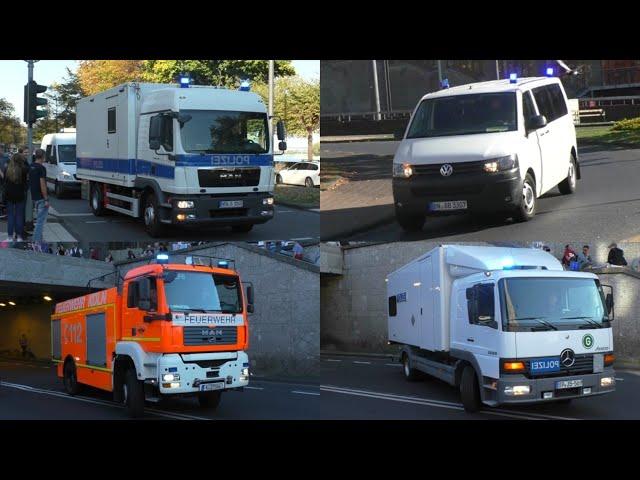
[392,77,579,232]
[40,131,79,197]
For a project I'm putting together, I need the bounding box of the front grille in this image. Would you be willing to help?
[525,354,593,379]
[413,160,486,176]
[183,326,237,346]
[183,359,231,369]
[198,168,261,187]
[209,208,248,218]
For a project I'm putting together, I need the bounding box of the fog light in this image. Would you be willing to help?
[162,373,180,382]
[504,385,530,396]
[262,197,274,206]
[177,200,194,209]
[162,382,181,389]
[187,214,196,220]
[583,387,592,394]
[242,368,249,376]
[601,377,614,387]
[177,214,186,221]
[260,210,272,216]
[543,391,553,399]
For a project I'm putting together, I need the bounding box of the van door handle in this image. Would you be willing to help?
[467,338,475,343]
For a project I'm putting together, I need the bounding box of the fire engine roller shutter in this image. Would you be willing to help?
[86,312,107,368]
[51,319,61,360]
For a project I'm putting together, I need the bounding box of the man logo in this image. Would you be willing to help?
[440,164,453,177]
[560,348,575,367]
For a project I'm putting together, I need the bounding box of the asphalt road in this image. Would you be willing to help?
[321,354,640,420]
[324,142,640,243]
[0,359,319,420]
[48,196,319,242]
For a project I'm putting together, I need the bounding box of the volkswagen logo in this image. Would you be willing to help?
[440,164,453,177]
[560,348,575,367]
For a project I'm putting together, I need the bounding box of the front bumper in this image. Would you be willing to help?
[494,370,616,405]
[393,167,521,216]
[164,192,274,226]
[155,351,249,395]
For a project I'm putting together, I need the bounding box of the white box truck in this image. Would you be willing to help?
[76,82,287,237]
[387,245,616,412]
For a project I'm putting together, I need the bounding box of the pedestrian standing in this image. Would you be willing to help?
[576,245,593,270]
[128,249,136,260]
[561,244,577,268]
[608,243,628,266]
[105,252,114,263]
[90,247,99,260]
[2,154,29,242]
[57,244,66,256]
[29,149,49,244]
[293,241,304,260]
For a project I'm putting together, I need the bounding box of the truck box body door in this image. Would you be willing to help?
[388,262,421,348]
[86,312,107,368]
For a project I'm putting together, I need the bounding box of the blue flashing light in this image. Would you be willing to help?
[546,67,554,76]
[156,253,169,263]
[239,80,250,91]
[500,258,515,269]
[440,78,450,89]
[179,75,190,88]
[218,260,229,268]
[509,73,517,84]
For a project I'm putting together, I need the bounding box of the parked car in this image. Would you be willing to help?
[276,161,320,188]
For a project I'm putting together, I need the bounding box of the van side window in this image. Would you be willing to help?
[546,84,568,119]
[522,91,535,121]
[45,145,54,163]
[388,296,397,317]
[108,107,116,134]
[532,86,554,122]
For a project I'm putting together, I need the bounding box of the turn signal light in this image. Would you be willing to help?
[604,354,615,366]
[503,361,525,372]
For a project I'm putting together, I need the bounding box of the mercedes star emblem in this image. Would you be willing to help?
[560,348,575,367]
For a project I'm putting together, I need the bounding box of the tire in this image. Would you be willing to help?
[55,181,63,198]
[198,391,222,410]
[63,360,81,396]
[558,155,577,195]
[143,192,165,238]
[124,369,145,419]
[460,365,481,413]
[89,182,106,216]
[276,174,283,184]
[514,172,536,222]
[305,177,314,188]
[231,224,253,233]
[402,353,421,381]
[396,209,426,233]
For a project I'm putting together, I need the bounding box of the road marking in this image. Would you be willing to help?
[385,363,402,367]
[245,386,264,390]
[85,221,108,224]
[0,381,209,420]
[290,237,314,241]
[291,390,320,396]
[623,371,640,377]
[276,210,294,213]
[325,359,342,362]
[353,361,371,365]
[321,385,579,421]
[615,378,624,381]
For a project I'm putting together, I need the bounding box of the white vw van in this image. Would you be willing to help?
[392,77,579,232]
[40,131,79,197]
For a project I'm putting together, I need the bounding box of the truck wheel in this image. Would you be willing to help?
[90,182,106,216]
[143,192,165,238]
[276,174,283,184]
[232,224,253,233]
[460,365,482,413]
[198,391,222,410]
[63,360,81,396]
[124,369,145,419]
[514,173,536,222]
[402,353,421,381]
[558,155,577,195]
[55,181,64,198]
[396,210,425,232]
[305,177,314,188]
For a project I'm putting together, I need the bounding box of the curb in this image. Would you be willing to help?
[321,350,396,359]
[577,140,640,150]
[0,356,53,366]
[276,200,320,213]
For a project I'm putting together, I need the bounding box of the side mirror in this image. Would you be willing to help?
[276,120,286,141]
[527,114,547,132]
[149,139,160,150]
[247,304,254,314]
[605,293,614,316]
[246,285,254,305]
[278,141,287,152]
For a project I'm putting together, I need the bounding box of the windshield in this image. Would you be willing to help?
[499,277,609,332]
[163,271,242,313]
[58,144,76,164]
[180,109,269,154]
[406,92,517,139]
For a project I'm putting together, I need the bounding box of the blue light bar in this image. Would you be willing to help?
[157,253,169,263]
[546,67,554,76]
[239,80,250,91]
[440,78,450,89]
[509,73,517,84]
[218,260,229,268]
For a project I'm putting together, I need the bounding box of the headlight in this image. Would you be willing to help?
[393,162,413,178]
[61,171,72,177]
[242,368,249,376]
[262,197,274,205]
[162,373,180,382]
[484,154,518,173]
[600,377,615,387]
[176,201,194,209]
[504,385,530,396]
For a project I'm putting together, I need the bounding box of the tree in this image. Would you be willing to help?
[77,60,145,96]
[52,68,84,127]
[254,77,320,160]
[141,60,295,87]
[0,99,25,146]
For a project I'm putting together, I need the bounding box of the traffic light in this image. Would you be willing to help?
[23,80,48,125]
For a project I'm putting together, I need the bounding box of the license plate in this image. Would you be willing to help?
[429,200,467,211]
[529,357,561,375]
[220,200,243,209]
[555,379,583,389]
[199,382,225,392]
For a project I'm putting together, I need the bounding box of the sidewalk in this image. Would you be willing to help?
[0,219,76,242]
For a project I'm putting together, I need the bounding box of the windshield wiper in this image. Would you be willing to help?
[510,316,558,331]
[561,316,603,329]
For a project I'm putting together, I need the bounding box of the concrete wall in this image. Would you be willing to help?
[321,241,640,362]
[116,243,320,378]
[0,304,53,359]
